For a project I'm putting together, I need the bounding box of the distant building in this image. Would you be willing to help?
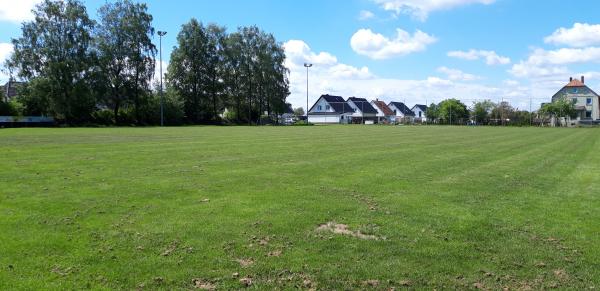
[371,99,395,124]
[551,76,599,120]
[307,94,354,124]
[1,79,24,102]
[411,104,428,122]
[388,101,415,122]
[346,97,378,124]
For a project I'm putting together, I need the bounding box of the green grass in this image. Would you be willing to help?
[0,126,599,290]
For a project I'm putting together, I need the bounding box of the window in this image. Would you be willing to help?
[586,111,592,118]
[572,98,578,104]
[419,112,422,117]
[318,105,322,111]
[587,98,593,105]
[325,105,330,110]
[572,88,579,94]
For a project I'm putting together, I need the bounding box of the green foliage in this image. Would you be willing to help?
[438,99,469,124]
[540,98,577,119]
[472,100,495,124]
[426,103,439,122]
[293,107,305,117]
[9,0,96,123]
[96,0,156,124]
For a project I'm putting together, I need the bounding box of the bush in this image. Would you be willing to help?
[291,120,313,126]
[92,109,114,125]
[0,100,24,116]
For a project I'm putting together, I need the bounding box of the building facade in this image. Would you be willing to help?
[551,76,599,120]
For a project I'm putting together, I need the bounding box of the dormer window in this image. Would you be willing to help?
[325,105,330,110]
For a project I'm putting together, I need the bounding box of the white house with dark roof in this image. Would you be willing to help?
[307,94,354,124]
[411,104,428,122]
[388,102,415,122]
[346,97,378,124]
[551,76,599,120]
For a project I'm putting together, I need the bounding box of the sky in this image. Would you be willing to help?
[2,0,600,110]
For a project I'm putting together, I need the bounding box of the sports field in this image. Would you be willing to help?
[0,126,598,289]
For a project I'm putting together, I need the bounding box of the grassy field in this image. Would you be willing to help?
[0,126,599,290]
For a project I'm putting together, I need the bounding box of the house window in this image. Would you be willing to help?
[419,112,422,117]
[572,98,578,104]
[326,105,330,110]
[318,105,322,111]
[587,98,592,105]
[586,111,592,118]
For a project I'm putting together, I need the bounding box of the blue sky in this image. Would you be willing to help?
[2,0,600,110]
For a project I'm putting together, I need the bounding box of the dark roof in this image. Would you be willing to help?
[372,100,395,116]
[389,102,415,116]
[309,94,354,114]
[347,97,378,114]
[413,104,427,112]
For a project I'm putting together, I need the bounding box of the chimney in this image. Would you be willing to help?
[581,76,585,84]
[570,77,573,82]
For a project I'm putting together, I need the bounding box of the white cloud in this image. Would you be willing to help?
[372,0,495,21]
[448,49,510,65]
[285,39,538,112]
[350,28,437,60]
[358,10,375,20]
[437,66,481,81]
[0,42,14,83]
[523,47,600,66]
[545,23,600,48]
[0,0,41,23]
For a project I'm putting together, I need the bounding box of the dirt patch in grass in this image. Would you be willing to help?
[316,222,381,240]
[236,258,254,267]
[192,278,216,290]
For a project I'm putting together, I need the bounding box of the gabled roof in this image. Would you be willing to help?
[412,104,427,112]
[389,102,415,116]
[347,97,378,114]
[371,100,395,116]
[308,94,354,114]
[565,79,585,87]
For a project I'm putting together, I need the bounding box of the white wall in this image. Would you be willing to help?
[310,97,336,113]
[308,115,341,124]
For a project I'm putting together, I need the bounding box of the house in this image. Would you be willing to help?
[388,101,415,122]
[551,76,599,120]
[371,99,395,124]
[346,97,378,124]
[307,94,354,124]
[1,79,24,102]
[411,104,428,122]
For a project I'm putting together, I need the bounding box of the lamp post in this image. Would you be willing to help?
[158,30,167,126]
[304,63,312,122]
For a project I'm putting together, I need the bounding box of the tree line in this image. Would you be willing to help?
[425,98,576,126]
[2,0,289,125]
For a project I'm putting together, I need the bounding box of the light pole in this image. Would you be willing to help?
[304,63,312,122]
[158,30,167,126]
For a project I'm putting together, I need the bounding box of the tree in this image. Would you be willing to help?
[8,0,96,123]
[491,101,515,125]
[293,107,305,117]
[96,0,156,124]
[426,103,439,123]
[168,20,224,123]
[539,98,576,126]
[438,99,468,124]
[472,100,495,125]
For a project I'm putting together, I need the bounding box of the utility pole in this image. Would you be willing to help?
[304,63,312,123]
[158,31,167,127]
